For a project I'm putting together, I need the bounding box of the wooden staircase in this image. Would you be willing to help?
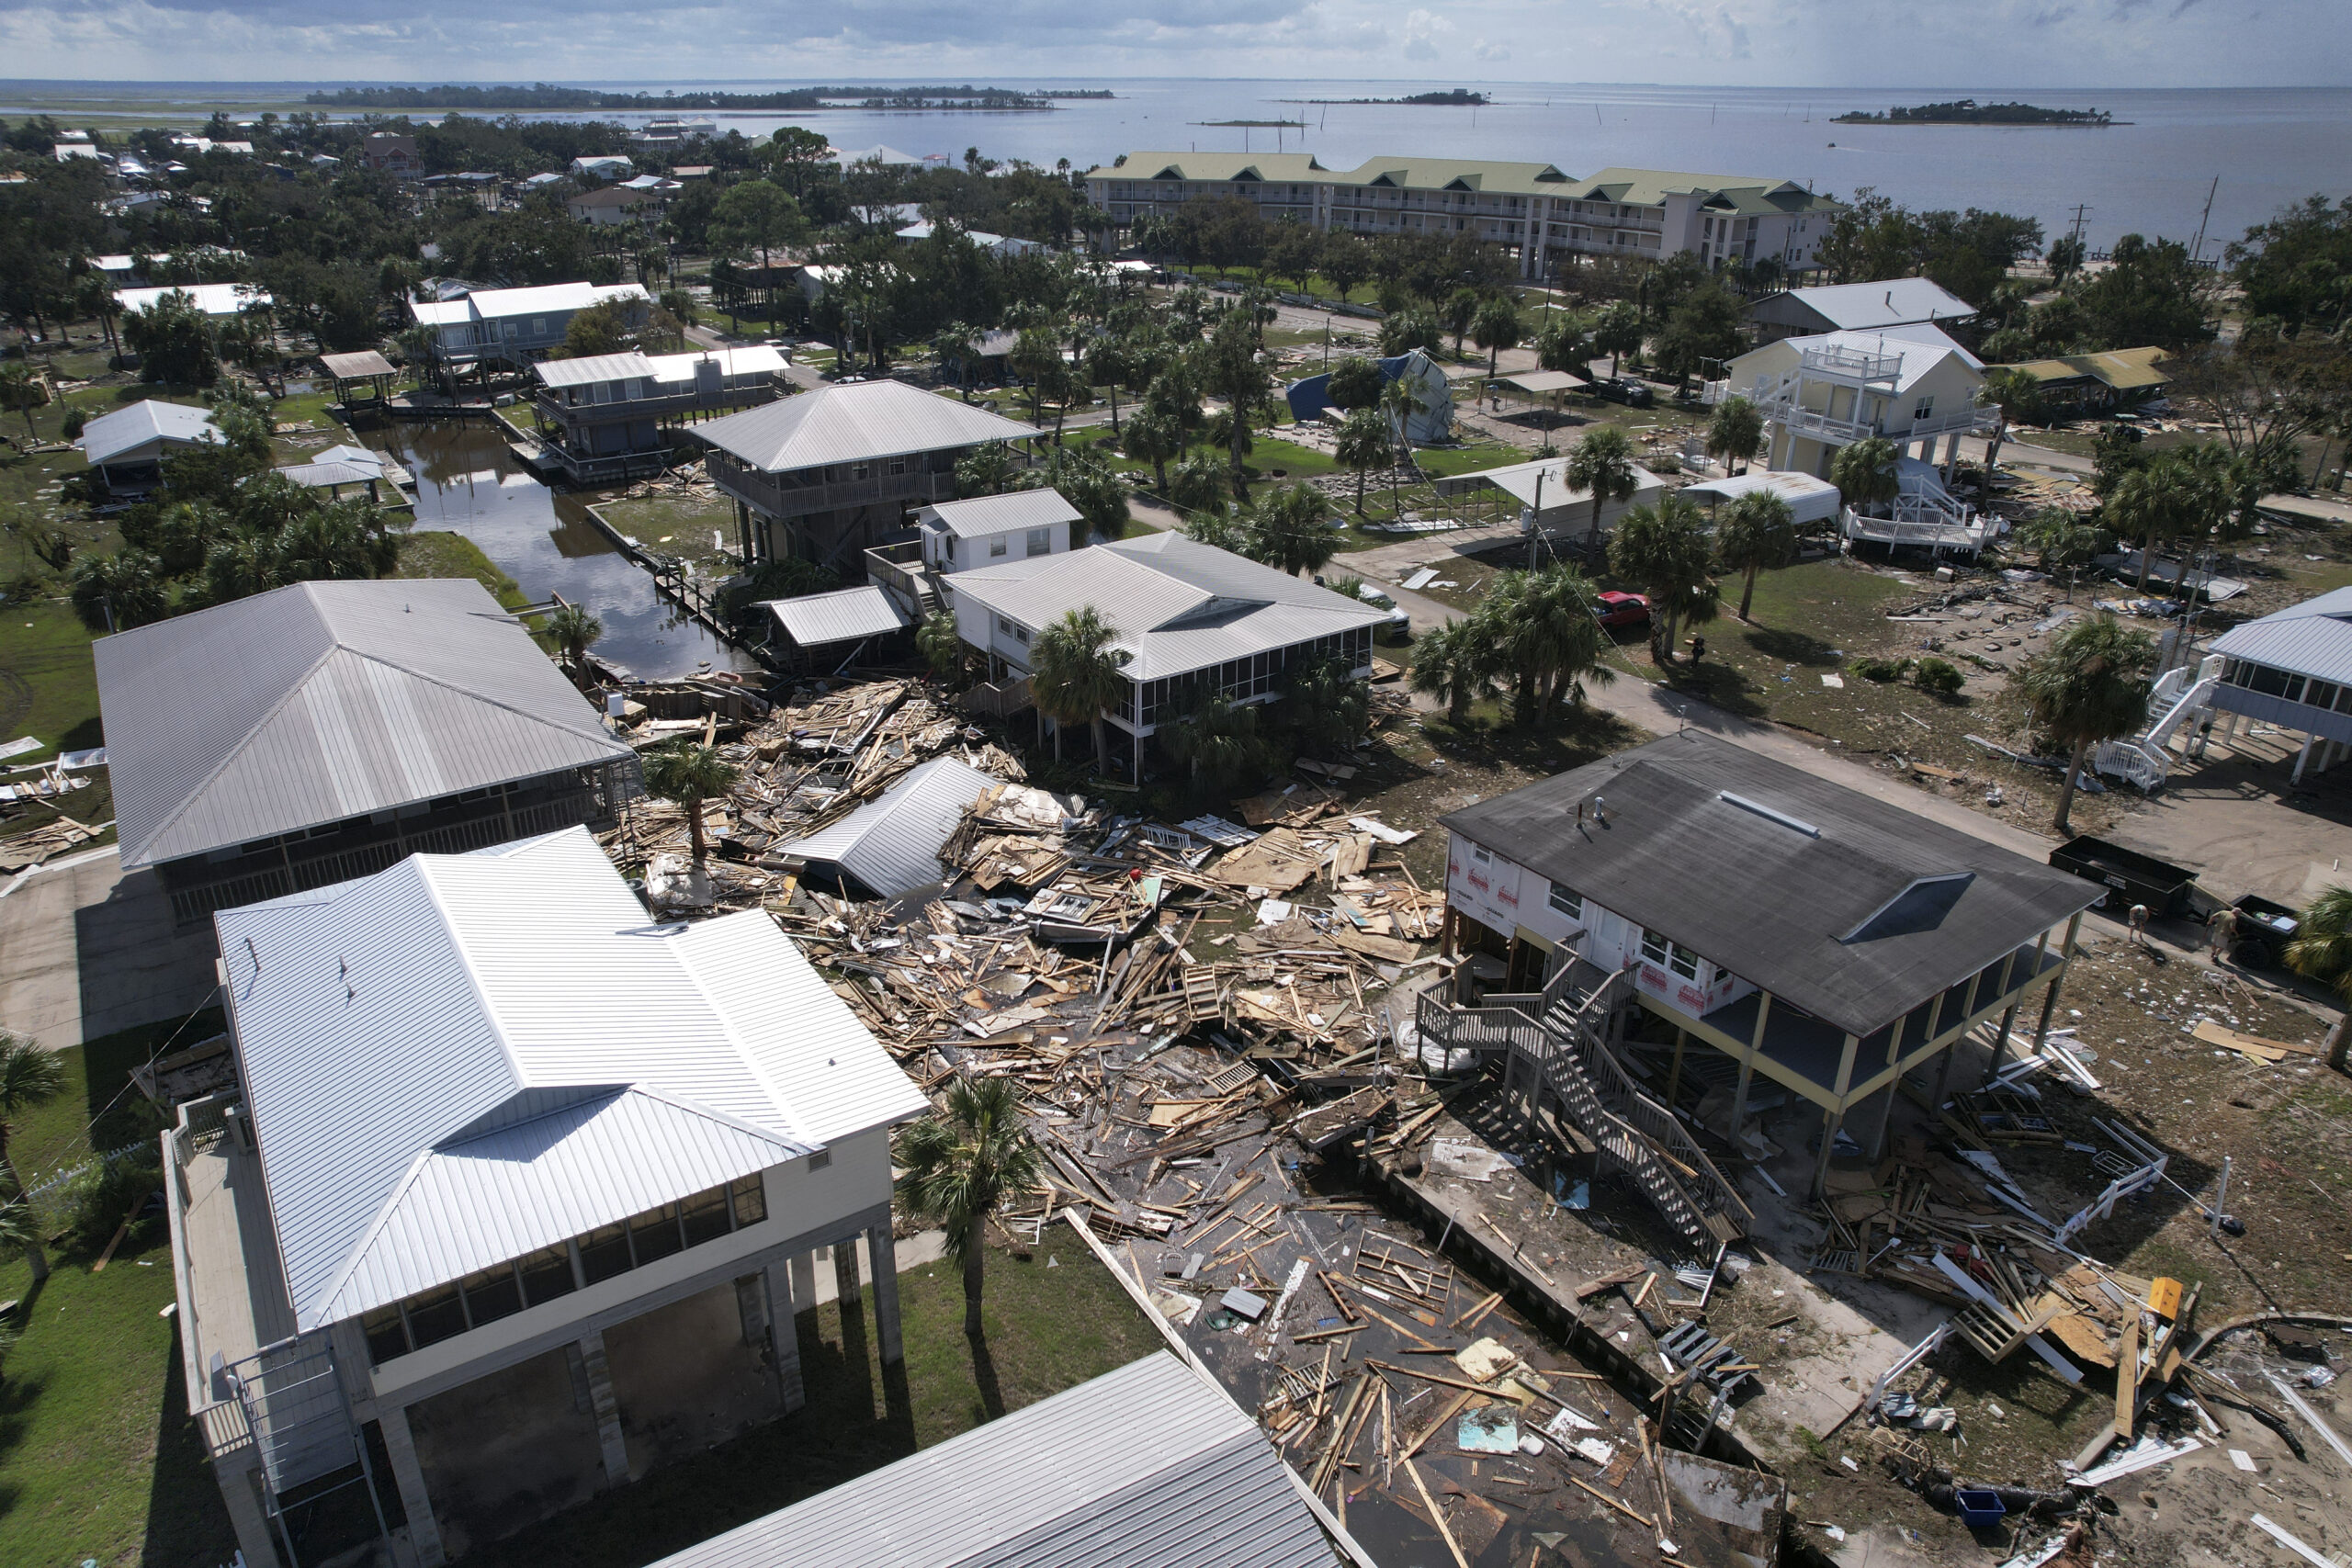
[1418,965,1752,1253]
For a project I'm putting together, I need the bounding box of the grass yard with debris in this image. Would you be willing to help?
[0,1015,235,1568]
[462,1235,1166,1568]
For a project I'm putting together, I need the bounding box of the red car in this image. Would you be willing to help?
[1596,591,1651,628]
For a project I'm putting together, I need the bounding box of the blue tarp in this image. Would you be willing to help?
[1283,349,1453,443]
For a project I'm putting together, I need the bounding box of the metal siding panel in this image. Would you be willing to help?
[220,829,907,1329]
[102,580,631,867]
[641,1355,1329,1568]
[775,758,997,901]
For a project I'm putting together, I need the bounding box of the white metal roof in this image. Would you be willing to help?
[1471,455,1668,517]
[2211,585,2352,687]
[948,534,1388,682]
[75,398,220,468]
[1767,276,1977,331]
[1679,468,1843,526]
[94,578,634,869]
[533,351,655,389]
[272,459,385,490]
[1498,368,1588,394]
[117,281,272,317]
[921,490,1082,540]
[644,1352,1339,1568]
[696,380,1036,473]
[216,827,926,1329]
[765,585,910,648]
[776,756,999,898]
[647,345,788,383]
[408,281,650,328]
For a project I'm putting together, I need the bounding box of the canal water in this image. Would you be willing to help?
[378,421,757,682]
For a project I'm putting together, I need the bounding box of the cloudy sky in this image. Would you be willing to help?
[0,0,2343,86]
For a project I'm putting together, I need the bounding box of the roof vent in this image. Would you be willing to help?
[1718,791,1819,838]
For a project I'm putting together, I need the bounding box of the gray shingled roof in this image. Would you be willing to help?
[95,578,635,868]
[644,1352,1340,1568]
[1442,733,2099,1038]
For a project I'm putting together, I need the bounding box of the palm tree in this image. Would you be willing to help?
[1472,296,1523,378]
[932,322,979,393]
[1830,437,1901,521]
[1326,355,1384,412]
[641,742,740,865]
[1030,606,1129,771]
[1534,314,1591,377]
[1168,450,1233,521]
[1714,490,1796,621]
[1565,424,1640,549]
[1334,407,1390,518]
[2012,615,2156,835]
[546,604,604,671]
[1502,564,1614,721]
[1246,483,1339,577]
[1442,288,1481,356]
[895,1077,1043,1337]
[918,608,964,684]
[1410,618,1496,724]
[2283,886,2352,1069]
[1611,495,1720,664]
[1706,396,1765,476]
[0,1201,39,1297]
[1591,302,1643,376]
[1162,688,1262,791]
[2019,507,2110,602]
[0,1033,65,1282]
[1121,404,1183,493]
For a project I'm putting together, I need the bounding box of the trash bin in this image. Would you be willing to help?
[1955,1489,2007,1529]
[2048,836,2197,918]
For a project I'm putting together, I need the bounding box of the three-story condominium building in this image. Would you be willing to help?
[1084,152,1844,280]
[166,827,927,1568]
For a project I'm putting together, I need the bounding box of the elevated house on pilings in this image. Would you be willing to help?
[1421,733,2102,1215]
[695,380,1042,575]
[93,578,639,927]
[165,828,928,1568]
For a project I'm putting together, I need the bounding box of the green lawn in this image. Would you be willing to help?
[397,530,526,612]
[463,1233,1166,1568]
[597,493,739,570]
[0,1017,236,1568]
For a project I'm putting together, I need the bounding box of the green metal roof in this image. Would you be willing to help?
[1087,151,1575,197]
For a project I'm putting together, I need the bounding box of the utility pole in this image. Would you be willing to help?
[2067,204,2090,246]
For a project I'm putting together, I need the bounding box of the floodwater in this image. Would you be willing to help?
[378,420,756,682]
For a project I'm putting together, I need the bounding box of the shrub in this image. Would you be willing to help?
[1913,657,1966,697]
[61,406,85,441]
[63,1145,164,1248]
[1850,656,1911,682]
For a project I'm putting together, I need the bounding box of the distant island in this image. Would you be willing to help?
[1834,98,2118,127]
[301,84,1093,113]
[1290,88,1491,107]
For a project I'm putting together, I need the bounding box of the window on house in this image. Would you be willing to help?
[517,1243,578,1306]
[577,1221,634,1284]
[997,615,1013,636]
[458,1263,525,1327]
[402,1283,468,1350]
[629,1202,685,1266]
[680,1187,734,1247]
[1026,527,1052,557]
[1548,882,1583,920]
[531,317,547,335]
[888,457,906,475]
[1640,928,1670,965]
[733,1172,771,1223]
[1015,626,1030,645]
[1913,395,1935,422]
[989,535,1009,557]
[362,1304,410,1365]
[1668,944,1702,980]
[1469,843,1492,865]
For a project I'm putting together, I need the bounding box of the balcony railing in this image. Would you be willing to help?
[710,456,965,521]
[1762,397,1882,446]
[1800,344,1904,381]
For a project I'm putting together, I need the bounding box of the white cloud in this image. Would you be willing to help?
[1400,6,1453,60]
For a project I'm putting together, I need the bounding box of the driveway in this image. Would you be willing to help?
[0,846,221,1049]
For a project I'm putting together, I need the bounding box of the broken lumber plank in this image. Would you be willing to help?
[1403,1458,1472,1568]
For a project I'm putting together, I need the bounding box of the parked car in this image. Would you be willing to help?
[1354,582,1412,636]
[1596,590,1651,628]
[1589,378,1655,409]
